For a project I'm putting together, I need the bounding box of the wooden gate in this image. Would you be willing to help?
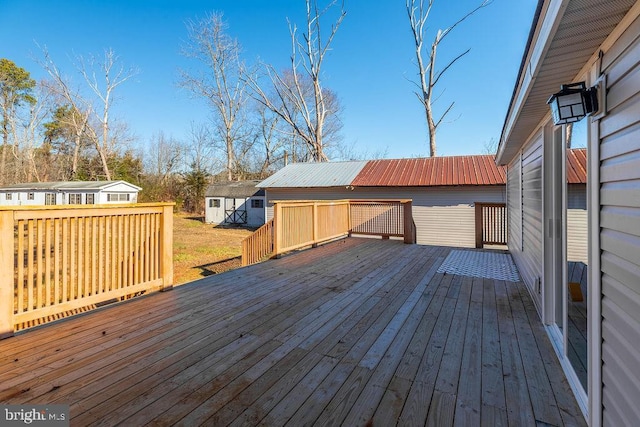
[475,203,507,248]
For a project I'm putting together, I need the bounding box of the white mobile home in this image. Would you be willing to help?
[0,181,141,206]
[258,156,507,248]
[204,180,265,227]
[497,0,640,424]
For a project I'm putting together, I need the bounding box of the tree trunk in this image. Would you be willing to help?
[1,110,9,184]
[226,132,234,181]
[426,40,438,157]
[97,148,111,181]
[101,109,111,180]
[72,135,81,179]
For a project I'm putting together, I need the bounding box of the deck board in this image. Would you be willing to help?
[0,238,586,426]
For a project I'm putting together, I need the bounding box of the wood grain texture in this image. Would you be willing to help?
[0,238,585,426]
[1,204,174,332]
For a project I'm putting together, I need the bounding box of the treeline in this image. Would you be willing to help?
[0,1,366,213]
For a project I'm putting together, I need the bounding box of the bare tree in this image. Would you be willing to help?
[180,13,251,181]
[146,132,184,185]
[11,83,53,182]
[246,0,346,162]
[77,49,138,180]
[39,48,92,179]
[407,0,490,157]
[566,123,573,148]
[185,122,220,176]
[254,103,284,176]
[481,137,498,155]
[39,47,137,180]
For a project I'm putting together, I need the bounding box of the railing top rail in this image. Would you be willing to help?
[241,218,274,244]
[475,202,506,207]
[349,199,412,204]
[1,203,175,220]
[271,199,350,206]
[0,202,175,212]
[271,199,412,205]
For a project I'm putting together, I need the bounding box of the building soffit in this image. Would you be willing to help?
[496,0,637,165]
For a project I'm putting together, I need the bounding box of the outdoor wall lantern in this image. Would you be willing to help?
[547,81,599,125]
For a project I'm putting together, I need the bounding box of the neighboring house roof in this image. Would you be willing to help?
[257,161,368,188]
[0,180,141,191]
[258,155,506,189]
[497,0,636,165]
[205,180,265,198]
[567,148,587,184]
[352,155,506,187]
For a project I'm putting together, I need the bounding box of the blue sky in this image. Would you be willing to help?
[1,0,537,159]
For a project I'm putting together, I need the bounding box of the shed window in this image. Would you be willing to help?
[210,199,221,208]
[45,193,56,205]
[251,199,264,209]
[86,194,95,204]
[107,193,130,202]
[27,193,34,200]
[69,193,82,204]
[5,193,11,201]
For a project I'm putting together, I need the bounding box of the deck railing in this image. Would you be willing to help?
[0,203,174,338]
[475,202,508,247]
[350,201,404,237]
[241,199,414,266]
[275,200,351,254]
[241,219,274,266]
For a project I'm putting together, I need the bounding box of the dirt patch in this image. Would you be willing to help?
[173,213,254,285]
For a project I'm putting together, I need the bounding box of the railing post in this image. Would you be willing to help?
[403,201,414,244]
[312,202,319,248]
[347,201,352,237]
[0,210,15,339]
[475,203,483,248]
[160,204,173,291]
[273,202,281,258]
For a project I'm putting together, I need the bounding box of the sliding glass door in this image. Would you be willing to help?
[544,121,588,409]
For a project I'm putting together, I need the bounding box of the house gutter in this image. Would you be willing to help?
[495,0,545,164]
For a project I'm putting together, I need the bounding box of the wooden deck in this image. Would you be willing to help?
[0,238,586,426]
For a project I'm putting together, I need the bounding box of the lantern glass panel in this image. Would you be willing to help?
[558,92,582,107]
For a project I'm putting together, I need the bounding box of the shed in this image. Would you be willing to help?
[496,0,640,423]
[258,155,507,248]
[0,180,141,206]
[204,180,265,227]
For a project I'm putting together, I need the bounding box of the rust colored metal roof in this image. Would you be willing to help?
[352,155,506,187]
[567,148,587,184]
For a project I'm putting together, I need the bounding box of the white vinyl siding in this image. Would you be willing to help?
[509,134,543,306]
[598,14,640,426]
[265,186,505,248]
[567,184,587,264]
[0,181,139,206]
[507,155,522,251]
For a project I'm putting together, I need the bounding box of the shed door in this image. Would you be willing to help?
[225,198,247,224]
[208,198,225,224]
